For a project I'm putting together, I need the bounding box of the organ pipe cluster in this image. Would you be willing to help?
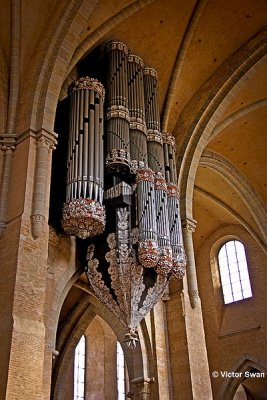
[163,134,187,278]
[62,40,186,279]
[136,167,159,268]
[105,41,131,173]
[128,54,147,166]
[144,67,164,173]
[62,77,105,239]
[104,40,186,278]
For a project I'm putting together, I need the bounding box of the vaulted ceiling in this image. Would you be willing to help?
[0,0,266,252]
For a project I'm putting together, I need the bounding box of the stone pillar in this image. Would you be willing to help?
[85,318,117,400]
[31,130,57,239]
[182,276,213,399]
[182,217,199,309]
[166,216,213,399]
[151,300,172,400]
[0,138,16,236]
[0,129,56,400]
[166,281,193,399]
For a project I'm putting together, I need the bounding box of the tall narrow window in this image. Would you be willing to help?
[218,240,252,304]
[74,335,86,400]
[117,341,125,400]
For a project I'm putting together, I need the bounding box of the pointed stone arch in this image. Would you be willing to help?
[74,280,154,383]
[17,0,157,136]
[199,149,267,245]
[175,28,267,221]
[17,0,97,134]
[51,278,155,400]
[161,0,208,131]
[218,354,267,400]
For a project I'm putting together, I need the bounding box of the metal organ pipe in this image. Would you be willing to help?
[66,95,72,202]
[78,89,84,198]
[105,41,130,174]
[74,89,80,199]
[144,67,160,131]
[94,92,100,201]
[89,90,95,198]
[162,133,187,279]
[62,77,105,239]
[136,168,159,268]
[143,67,172,275]
[83,89,89,197]
[128,54,147,166]
[99,95,104,203]
[144,67,164,173]
[154,173,173,275]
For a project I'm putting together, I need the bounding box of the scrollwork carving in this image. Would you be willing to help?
[138,273,168,320]
[62,198,105,239]
[144,67,158,80]
[70,76,105,98]
[105,40,128,54]
[86,246,124,323]
[128,54,144,68]
[162,132,176,149]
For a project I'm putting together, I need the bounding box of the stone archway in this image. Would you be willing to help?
[51,279,156,400]
[218,354,267,400]
[174,28,267,221]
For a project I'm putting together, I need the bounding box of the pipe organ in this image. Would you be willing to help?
[62,77,105,239]
[61,41,186,347]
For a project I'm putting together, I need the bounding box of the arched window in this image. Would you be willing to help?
[117,341,125,400]
[218,240,252,304]
[74,335,86,400]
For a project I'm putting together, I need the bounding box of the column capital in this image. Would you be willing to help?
[128,377,154,400]
[182,217,197,233]
[31,215,46,240]
[0,134,16,152]
[188,289,199,309]
[30,129,57,240]
[36,129,58,150]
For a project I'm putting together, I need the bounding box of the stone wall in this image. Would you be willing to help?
[196,224,267,399]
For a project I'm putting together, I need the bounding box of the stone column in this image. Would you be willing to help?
[31,129,57,239]
[151,300,172,399]
[0,129,57,400]
[0,138,16,236]
[182,216,213,399]
[182,277,213,399]
[166,216,213,399]
[166,279,213,399]
[182,217,199,309]
[166,281,193,399]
